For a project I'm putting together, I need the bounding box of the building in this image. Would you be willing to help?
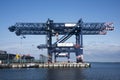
[0,50,15,63]
[0,50,34,63]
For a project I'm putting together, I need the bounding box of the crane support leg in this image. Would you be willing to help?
[47,33,52,63]
[46,19,53,63]
[75,30,83,63]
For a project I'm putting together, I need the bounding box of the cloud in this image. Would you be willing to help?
[0,41,120,62]
[0,42,46,59]
[85,43,120,53]
[84,43,120,62]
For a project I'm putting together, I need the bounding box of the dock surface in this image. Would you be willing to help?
[0,62,90,68]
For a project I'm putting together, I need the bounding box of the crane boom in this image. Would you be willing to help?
[9,21,114,36]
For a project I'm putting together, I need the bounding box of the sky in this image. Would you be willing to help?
[0,0,120,62]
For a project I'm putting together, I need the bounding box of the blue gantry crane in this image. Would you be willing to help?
[8,19,114,63]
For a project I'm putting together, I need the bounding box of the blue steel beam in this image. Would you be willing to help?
[9,23,113,31]
[8,22,114,36]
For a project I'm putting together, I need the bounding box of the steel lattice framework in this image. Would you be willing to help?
[8,19,114,63]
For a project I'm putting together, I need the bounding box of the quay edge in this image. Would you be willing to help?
[0,62,91,68]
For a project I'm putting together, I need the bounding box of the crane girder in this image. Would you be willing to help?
[8,19,114,36]
[16,30,107,35]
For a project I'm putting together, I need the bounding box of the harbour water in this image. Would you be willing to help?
[0,62,120,80]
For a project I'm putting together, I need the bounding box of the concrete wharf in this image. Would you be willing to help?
[0,62,90,68]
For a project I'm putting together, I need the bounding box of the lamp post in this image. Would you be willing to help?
[20,35,26,64]
[7,53,10,64]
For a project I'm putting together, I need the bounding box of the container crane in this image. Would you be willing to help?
[8,18,114,63]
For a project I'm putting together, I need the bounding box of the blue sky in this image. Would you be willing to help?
[0,0,120,62]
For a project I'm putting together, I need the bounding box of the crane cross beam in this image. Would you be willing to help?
[8,19,114,36]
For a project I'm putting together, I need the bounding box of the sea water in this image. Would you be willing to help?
[0,62,120,80]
